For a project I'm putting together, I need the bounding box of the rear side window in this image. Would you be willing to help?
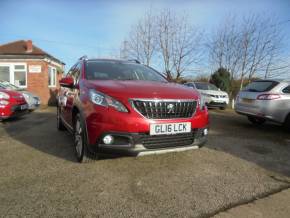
[243,81,279,92]
[282,86,290,94]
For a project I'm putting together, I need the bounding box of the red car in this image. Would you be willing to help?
[57,58,209,162]
[0,89,28,121]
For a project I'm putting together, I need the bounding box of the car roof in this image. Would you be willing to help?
[85,58,140,64]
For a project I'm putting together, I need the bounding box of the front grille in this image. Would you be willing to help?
[139,131,196,149]
[131,99,197,119]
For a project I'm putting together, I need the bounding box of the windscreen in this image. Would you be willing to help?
[85,61,167,82]
[195,83,218,91]
[243,81,279,92]
[0,81,18,90]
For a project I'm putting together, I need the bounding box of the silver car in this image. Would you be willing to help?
[235,79,290,128]
[184,82,229,110]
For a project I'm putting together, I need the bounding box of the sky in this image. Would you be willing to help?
[0,0,290,74]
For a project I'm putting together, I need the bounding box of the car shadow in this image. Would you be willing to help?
[206,110,290,178]
[0,108,77,162]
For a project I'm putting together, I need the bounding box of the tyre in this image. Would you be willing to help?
[283,114,290,132]
[247,116,266,125]
[74,114,96,163]
[220,107,226,110]
[57,107,66,131]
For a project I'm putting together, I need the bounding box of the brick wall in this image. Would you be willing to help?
[0,60,63,105]
[26,61,63,105]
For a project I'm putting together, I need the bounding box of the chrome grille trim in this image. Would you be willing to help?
[129,99,197,120]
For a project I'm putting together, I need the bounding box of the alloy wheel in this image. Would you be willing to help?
[75,119,83,158]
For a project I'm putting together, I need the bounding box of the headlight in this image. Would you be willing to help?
[0,100,9,105]
[89,90,128,112]
[202,93,212,98]
[0,91,10,100]
[22,93,30,100]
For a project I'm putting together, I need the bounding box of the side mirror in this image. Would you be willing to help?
[59,77,74,88]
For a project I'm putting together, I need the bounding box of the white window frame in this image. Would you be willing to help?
[48,66,57,87]
[0,63,27,88]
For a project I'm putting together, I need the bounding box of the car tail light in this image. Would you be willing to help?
[257,94,280,100]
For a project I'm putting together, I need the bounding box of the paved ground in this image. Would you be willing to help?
[0,108,290,217]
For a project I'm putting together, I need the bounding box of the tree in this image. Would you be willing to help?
[210,68,231,93]
[208,15,241,82]
[156,10,204,80]
[125,9,204,80]
[171,17,203,80]
[208,14,287,90]
[126,10,156,66]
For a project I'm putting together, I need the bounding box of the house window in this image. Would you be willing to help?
[48,66,57,87]
[0,66,10,82]
[0,63,27,88]
[14,65,27,87]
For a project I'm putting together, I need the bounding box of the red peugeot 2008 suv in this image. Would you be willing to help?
[57,57,209,162]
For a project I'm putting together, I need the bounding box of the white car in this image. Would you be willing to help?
[184,82,229,110]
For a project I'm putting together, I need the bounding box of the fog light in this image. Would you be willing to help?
[203,128,208,136]
[103,135,114,145]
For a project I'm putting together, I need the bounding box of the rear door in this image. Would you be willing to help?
[281,85,290,121]
[63,62,82,126]
[59,64,75,125]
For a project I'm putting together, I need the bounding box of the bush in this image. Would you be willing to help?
[210,68,230,93]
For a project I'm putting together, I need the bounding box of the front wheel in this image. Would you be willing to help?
[247,116,266,125]
[74,114,96,163]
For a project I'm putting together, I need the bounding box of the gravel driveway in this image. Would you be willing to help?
[0,108,289,217]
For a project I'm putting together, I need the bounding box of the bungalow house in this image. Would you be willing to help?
[0,40,65,105]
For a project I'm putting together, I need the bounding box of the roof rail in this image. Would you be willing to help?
[128,59,141,64]
[79,55,88,60]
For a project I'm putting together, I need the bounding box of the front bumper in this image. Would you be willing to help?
[27,98,41,110]
[0,103,29,120]
[203,97,229,108]
[235,101,285,124]
[89,127,208,156]
[206,101,227,108]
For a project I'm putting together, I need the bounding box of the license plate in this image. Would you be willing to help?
[150,122,191,136]
[242,98,254,104]
[214,100,225,103]
[21,104,28,110]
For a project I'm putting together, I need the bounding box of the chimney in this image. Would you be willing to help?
[26,40,33,53]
